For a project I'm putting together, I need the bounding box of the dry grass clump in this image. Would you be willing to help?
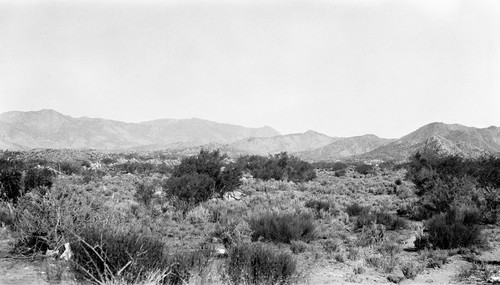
[249,212,315,243]
[401,261,424,280]
[223,242,300,285]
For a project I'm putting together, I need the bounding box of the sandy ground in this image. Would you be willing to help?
[1,226,498,285]
[0,231,49,285]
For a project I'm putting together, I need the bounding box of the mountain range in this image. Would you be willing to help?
[0,109,499,161]
[0,109,279,150]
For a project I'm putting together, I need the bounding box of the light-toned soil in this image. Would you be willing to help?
[0,230,49,285]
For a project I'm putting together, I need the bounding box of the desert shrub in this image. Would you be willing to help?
[345,203,369,217]
[24,167,56,192]
[354,163,375,175]
[456,261,496,283]
[334,253,346,263]
[13,182,104,254]
[0,202,14,227]
[101,157,117,165]
[355,207,375,229]
[357,223,385,247]
[401,261,424,280]
[71,225,166,283]
[379,241,400,257]
[59,161,82,175]
[353,265,365,275]
[313,162,348,171]
[134,181,155,207]
[366,255,383,268]
[305,199,331,213]
[375,211,408,230]
[394,178,402,186]
[0,169,22,203]
[347,246,360,261]
[290,240,308,254]
[71,225,212,285]
[249,212,315,243]
[305,199,336,218]
[185,205,211,224]
[334,169,346,177]
[421,206,485,250]
[320,238,341,255]
[212,219,253,248]
[164,150,242,205]
[406,152,500,223]
[420,249,449,269]
[414,235,431,250]
[379,161,396,171]
[223,242,298,285]
[238,152,316,183]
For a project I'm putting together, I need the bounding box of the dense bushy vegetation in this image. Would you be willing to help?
[424,206,485,249]
[0,159,56,203]
[72,225,211,285]
[1,148,499,284]
[163,149,242,206]
[238,152,316,182]
[249,212,315,243]
[354,163,375,175]
[223,242,298,285]
[405,151,500,223]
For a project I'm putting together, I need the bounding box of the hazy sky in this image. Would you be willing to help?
[0,0,499,138]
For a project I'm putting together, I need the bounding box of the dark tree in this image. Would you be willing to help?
[163,150,242,205]
[0,169,22,203]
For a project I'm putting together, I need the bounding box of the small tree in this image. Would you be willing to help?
[24,168,56,192]
[0,169,22,203]
[163,150,242,205]
[354,163,375,175]
[238,152,316,183]
[134,182,156,207]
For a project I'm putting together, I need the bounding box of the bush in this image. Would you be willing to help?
[401,261,424,280]
[335,169,346,177]
[290,240,308,254]
[354,163,375,175]
[345,203,369,217]
[223,242,298,285]
[164,150,242,205]
[305,199,335,218]
[405,152,500,223]
[424,207,485,249]
[238,153,316,183]
[375,211,408,230]
[357,223,385,247]
[59,161,82,175]
[71,226,166,283]
[24,167,56,192]
[71,225,212,285]
[212,219,253,248]
[313,162,348,171]
[0,169,22,203]
[134,182,155,207]
[0,202,14,227]
[249,212,315,243]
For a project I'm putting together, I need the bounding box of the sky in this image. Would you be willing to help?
[0,0,499,138]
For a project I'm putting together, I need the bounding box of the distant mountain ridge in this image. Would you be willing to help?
[0,109,280,150]
[296,134,396,161]
[0,110,498,161]
[225,130,341,155]
[359,122,500,161]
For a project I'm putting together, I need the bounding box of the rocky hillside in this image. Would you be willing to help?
[296,134,395,161]
[359,122,500,161]
[0,109,280,150]
[226,130,340,155]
